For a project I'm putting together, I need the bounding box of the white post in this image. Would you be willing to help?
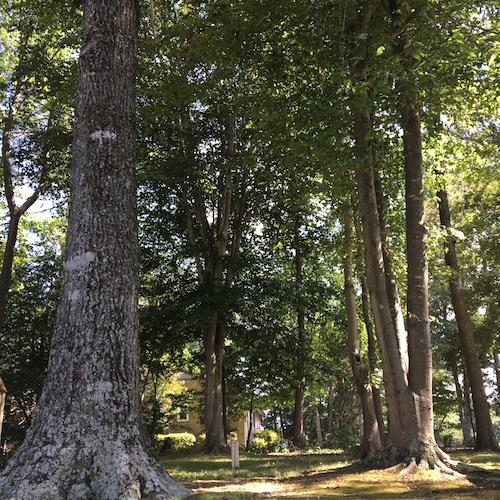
[230,439,239,469]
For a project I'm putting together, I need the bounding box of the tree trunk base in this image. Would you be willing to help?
[201,442,230,455]
[0,433,191,499]
[372,443,465,477]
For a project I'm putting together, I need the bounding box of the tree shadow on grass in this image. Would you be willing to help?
[185,460,500,499]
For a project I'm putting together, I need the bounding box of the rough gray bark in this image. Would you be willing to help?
[437,186,499,451]
[0,1,191,497]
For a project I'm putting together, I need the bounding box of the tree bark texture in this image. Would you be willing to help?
[374,171,408,370]
[0,1,191,497]
[203,314,227,453]
[437,187,499,451]
[401,86,435,453]
[343,199,383,459]
[360,276,386,442]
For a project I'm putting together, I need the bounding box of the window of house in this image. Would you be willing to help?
[177,408,189,422]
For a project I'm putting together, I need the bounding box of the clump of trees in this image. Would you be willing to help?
[0,0,499,495]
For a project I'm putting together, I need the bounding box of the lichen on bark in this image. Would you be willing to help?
[0,0,191,497]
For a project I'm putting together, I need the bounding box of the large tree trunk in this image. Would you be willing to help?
[347,1,449,468]
[0,1,191,497]
[343,198,383,459]
[494,353,500,406]
[348,2,417,457]
[437,186,499,451]
[203,313,228,454]
[401,80,436,459]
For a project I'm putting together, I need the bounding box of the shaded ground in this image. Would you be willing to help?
[161,449,500,499]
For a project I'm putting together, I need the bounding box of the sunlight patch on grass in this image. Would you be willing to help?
[450,450,500,471]
[164,450,500,499]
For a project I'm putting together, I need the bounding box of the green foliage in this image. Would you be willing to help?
[0,0,498,460]
[251,429,280,453]
[0,216,65,445]
[158,432,197,453]
[0,0,78,203]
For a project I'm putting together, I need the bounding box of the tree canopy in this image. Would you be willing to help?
[0,0,499,481]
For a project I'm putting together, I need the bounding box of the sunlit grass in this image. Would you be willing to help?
[161,449,500,499]
[449,450,500,470]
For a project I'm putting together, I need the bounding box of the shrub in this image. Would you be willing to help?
[159,432,197,453]
[251,429,280,452]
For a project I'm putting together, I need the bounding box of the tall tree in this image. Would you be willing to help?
[437,184,499,451]
[291,225,307,449]
[0,0,190,496]
[345,0,451,467]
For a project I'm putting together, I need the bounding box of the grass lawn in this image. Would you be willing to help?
[160,449,500,499]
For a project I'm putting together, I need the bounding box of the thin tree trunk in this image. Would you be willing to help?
[291,234,307,449]
[451,362,473,446]
[374,171,408,370]
[315,409,323,447]
[0,1,191,496]
[327,380,334,438]
[246,392,254,450]
[344,198,383,459]
[358,219,386,444]
[494,353,500,403]
[463,370,476,444]
[437,186,499,451]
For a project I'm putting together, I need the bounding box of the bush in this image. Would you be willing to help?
[159,432,197,453]
[251,429,280,452]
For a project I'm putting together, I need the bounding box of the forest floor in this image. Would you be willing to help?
[160,449,500,499]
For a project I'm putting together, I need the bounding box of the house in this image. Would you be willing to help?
[170,373,263,446]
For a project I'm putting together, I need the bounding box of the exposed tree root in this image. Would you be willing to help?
[369,443,473,478]
[368,442,500,489]
[0,433,191,499]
